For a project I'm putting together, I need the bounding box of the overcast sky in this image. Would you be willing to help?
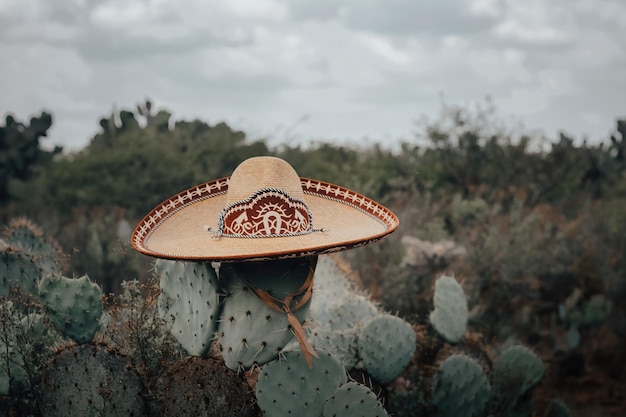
[1,0,625,151]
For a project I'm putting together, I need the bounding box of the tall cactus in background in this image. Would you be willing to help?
[0,112,60,202]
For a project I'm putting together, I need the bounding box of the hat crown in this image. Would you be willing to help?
[226,156,304,205]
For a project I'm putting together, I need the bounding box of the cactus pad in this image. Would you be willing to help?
[255,349,347,417]
[323,381,389,417]
[358,313,417,384]
[328,294,379,331]
[309,255,359,325]
[432,354,491,417]
[493,345,544,416]
[38,273,103,344]
[37,344,145,417]
[155,259,220,356]
[310,326,360,370]
[158,356,259,417]
[217,258,314,371]
[0,248,43,297]
[429,275,468,343]
[2,217,64,274]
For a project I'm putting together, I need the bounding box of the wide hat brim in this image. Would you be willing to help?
[132,176,399,262]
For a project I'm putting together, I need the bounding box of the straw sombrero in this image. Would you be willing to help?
[132,156,399,262]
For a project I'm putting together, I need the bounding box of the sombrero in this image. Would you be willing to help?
[131,156,399,262]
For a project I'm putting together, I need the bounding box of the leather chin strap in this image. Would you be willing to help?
[240,263,319,369]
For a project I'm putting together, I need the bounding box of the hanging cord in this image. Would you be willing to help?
[239,261,319,369]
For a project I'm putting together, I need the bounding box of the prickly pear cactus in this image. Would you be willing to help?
[0,248,43,297]
[155,259,220,356]
[217,257,314,371]
[308,255,357,324]
[493,345,544,417]
[328,294,378,331]
[432,354,491,417]
[255,349,347,417]
[358,313,417,384]
[309,326,360,370]
[306,293,379,370]
[2,217,64,274]
[37,344,145,417]
[38,273,103,344]
[429,275,468,343]
[158,356,259,417]
[323,381,389,417]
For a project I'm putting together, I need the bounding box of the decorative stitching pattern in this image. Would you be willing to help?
[132,177,229,251]
[300,178,398,228]
[211,188,316,238]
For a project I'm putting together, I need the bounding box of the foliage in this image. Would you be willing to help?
[0,112,61,203]
[0,99,623,414]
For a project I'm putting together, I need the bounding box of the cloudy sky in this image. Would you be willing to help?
[0,0,625,151]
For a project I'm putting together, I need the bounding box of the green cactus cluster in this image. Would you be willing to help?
[0,219,576,417]
[306,256,416,381]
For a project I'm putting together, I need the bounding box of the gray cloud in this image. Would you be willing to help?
[0,0,625,151]
[343,1,498,37]
[73,28,235,62]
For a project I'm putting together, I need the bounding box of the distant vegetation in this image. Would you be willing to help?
[1,99,624,288]
[2,99,625,410]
